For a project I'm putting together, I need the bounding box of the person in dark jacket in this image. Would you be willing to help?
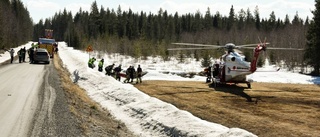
[22,47,26,62]
[129,66,135,83]
[123,66,131,83]
[105,64,114,75]
[9,49,14,63]
[206,66,212,83]
[114,64,122,81]
[136,65,142,84]
[28,47,34,64]
[18,48,23,63]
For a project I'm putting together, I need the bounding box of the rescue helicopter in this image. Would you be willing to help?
[168,38,303,88]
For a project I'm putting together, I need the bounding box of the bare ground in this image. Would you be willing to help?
[134,81,320,137]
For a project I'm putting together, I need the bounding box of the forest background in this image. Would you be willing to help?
[0,0,319,75]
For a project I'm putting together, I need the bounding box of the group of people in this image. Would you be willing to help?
[88,57,143,84]
[104,63,122,81]
[17,47,27,63]
[123,65,142,84]
[8,47,32,63]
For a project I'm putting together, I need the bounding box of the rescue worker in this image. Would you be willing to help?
[9,48,14,63]
[123,66,131,83]
[114,64,122,81]
[98,59,104,72]
[136,65,142,84]
[105,64,114,75]
[88,57,96,68]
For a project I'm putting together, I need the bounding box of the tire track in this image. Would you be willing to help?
[30,66,57,137]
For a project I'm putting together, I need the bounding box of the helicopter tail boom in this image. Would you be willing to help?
[250,43,267,72]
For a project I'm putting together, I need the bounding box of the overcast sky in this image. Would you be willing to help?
[21,0,315,23]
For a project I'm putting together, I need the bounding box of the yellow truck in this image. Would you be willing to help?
[38,29,57,58]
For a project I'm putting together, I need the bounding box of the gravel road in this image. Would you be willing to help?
[29,61,81,136]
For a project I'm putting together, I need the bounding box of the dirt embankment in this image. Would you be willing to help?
[54,54,137,137]
[134,81,320,137]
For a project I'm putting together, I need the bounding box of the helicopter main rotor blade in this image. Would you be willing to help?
[267,47,304,50]
[172,43,223,47]
[167,47,219,50]
[237,42,270,47]
[241,47,304,50]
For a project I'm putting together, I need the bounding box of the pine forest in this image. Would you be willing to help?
[1,0,320,75]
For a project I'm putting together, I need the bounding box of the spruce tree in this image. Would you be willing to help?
[304,0,320,76]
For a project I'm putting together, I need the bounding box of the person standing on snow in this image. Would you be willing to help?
[114,64,122,81]
[98,59,104,72]
[124,66,131,83]
[130,66,135,83]
[136,65,142,84]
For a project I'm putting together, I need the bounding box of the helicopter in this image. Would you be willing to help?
[168,39,303,88]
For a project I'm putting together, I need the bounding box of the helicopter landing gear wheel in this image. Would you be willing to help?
[247,83,251,89]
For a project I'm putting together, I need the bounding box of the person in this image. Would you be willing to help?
[9,49,14,63]
[136,65,142,84]
[129,66,135,83]
[98,59,104,72]
[18,48,23,63]
[54,43,58,53]
[88,57,96,68]
[114,64,122,81]
[22,47,26,62]
[123,66,132,83]
[212,62,220,77]
[28,47,34,64]
[105,64,114,75]
[206,66,212,83]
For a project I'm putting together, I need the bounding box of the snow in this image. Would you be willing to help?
[1,41,320,137]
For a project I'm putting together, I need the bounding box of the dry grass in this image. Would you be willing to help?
[135,81,320,137]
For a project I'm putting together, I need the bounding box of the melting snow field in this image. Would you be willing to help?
[1,41,320,137]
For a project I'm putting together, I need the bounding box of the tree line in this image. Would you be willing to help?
[34,2,308,59]
[0,0,33,50]
[1,0,318,75]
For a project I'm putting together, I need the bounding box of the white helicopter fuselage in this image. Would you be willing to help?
[220,51,252,82]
